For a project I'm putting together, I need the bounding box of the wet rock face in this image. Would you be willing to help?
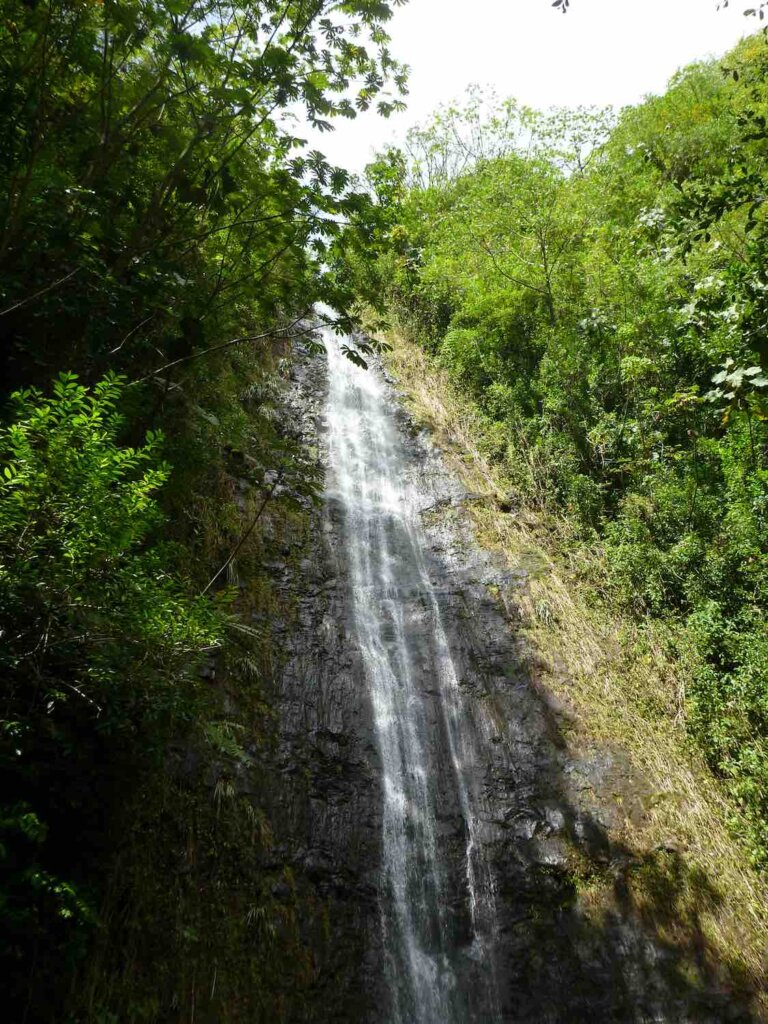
[264,350,753,1024]
[257,352,386,1023]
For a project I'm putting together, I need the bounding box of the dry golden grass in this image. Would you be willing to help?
[383,328,768,1012]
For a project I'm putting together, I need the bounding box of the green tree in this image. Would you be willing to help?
[0,0,408,391]
[335,38,768,866]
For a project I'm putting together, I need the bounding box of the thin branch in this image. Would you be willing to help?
[463,219,551,298]
[200,473,283,595]
[109,314,156,355]
[130,315,321,383]
[0,267,81,317]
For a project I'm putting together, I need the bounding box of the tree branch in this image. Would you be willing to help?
[130,315,321,383]
[200,473,283,595]
[0,267,82,317]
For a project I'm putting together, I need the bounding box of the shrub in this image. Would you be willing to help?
[0,373,224,1014]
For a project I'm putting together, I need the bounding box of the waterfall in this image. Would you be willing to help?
[323,333,501,1024]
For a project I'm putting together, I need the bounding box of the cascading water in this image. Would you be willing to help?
[323,331,501,1024]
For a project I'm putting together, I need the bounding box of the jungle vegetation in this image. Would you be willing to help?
[0,1,404,1019]
[3,0,768,1018]
[333,35,768,871]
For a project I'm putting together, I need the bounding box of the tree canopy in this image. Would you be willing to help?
[333,36,768,868]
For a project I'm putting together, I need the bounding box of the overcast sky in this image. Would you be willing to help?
[310,0,756,172]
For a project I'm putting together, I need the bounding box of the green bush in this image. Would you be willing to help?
[0,373,224,1014]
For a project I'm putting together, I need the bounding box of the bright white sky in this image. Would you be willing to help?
[312,0,756,172]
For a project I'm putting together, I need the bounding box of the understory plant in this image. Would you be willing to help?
[0,373,224,1015]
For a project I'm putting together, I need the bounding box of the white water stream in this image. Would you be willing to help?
[323,334,501,1024]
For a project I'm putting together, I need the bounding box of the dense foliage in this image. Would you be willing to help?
[0,373,224,1014]
[0,1,405,1018]
[334,37,768,866]
[4,0,768,1014]
[0,0,406,391]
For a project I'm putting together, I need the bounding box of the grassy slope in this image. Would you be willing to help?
[384,328,768,1013]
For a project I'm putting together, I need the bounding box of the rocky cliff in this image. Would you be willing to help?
[257,344,756,1023]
